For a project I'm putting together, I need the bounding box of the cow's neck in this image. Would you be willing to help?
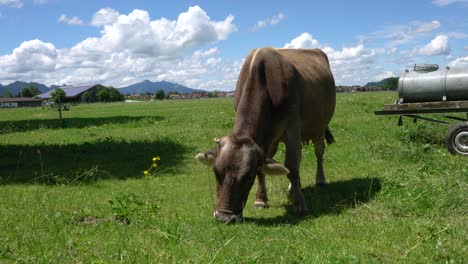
[231,93,273,150]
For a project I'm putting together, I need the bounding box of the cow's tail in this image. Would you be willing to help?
[325,127,335,145]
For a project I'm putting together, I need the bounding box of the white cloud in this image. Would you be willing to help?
[375,71,396,81]
[415,35,450,56]
[250,13,285,31]
[71,6,236,58]
[445,32,468,39]
[0,6,238,89]
[379,20,442,47]
[0,39,57,83]
[449,56,468,66]
[284,33,320,49]
[432,0,468,6]
[0,0,23,8]
[464,46,468,50]
[33,0,47,4]
[91,7,120,26]
[58,14,84,25]
[283,33,378,85]
[412,20,440,34]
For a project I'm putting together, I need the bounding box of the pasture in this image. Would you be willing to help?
[0,92,466,263]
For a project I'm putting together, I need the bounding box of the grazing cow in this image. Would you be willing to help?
[196,47,336,223]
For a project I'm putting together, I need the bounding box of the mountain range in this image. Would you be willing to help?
[118,80,204,95]
[0,81,51,96]
[0,80,203,96]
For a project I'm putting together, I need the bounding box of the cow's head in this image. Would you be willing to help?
[196,136,289,223]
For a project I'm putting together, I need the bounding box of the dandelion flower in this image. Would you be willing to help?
[144,170,148,175]
[152,157,157,161]
[152,163,157,168]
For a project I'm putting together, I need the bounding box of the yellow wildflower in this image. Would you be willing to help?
[144,170,148,175]
[152,163,157,168]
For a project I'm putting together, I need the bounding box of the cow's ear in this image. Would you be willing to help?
[195,151,216,166]
[260,158,289,176]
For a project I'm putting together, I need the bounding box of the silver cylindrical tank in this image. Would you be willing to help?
[398,65,468,103]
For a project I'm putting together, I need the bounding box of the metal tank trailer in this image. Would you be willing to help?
[375,64,468,156]
[398,64,468,103]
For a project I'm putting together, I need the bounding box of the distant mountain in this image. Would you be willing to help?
[364,77,398,87]
[118,80,204,95]
[0,81,51,96]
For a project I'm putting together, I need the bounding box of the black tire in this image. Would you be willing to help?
[446,122,468,156]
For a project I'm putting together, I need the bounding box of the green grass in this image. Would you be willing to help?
[0,93,466,263]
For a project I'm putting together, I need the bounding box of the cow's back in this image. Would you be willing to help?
[235,48,336,144]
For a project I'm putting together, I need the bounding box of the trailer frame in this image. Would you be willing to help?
[375,100,468,155]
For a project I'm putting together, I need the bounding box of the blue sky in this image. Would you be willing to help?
[0,0,467,90]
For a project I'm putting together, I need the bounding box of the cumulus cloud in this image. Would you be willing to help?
[283,33,378,85]
[412,20,440,34]
[380,20,441,47]
[375,71,396,81]
[0,0,23,8]
[0,6,238,89]
[415,35,450,56]
[0,40,57,83]
[91,7,120,26]
[284,33,320,49]
[250,13,285,31]
[449,56,468,66]
[71,6,236,58]
[432,0,468,6]
[58,14,84,25]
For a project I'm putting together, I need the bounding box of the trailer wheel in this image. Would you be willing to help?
[446,122,468,156]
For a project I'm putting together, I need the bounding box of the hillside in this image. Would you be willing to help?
[364,77,398,87]
[0,81,51,96]
[118,80,204,95]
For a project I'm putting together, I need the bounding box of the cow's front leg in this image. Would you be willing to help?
[285,131,308,216]
[254,172,268,208]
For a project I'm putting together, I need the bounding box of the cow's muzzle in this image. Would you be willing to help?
[214,210,244,224]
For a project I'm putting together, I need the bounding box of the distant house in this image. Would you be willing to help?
[38,84,101,102]
[0,97,44,108]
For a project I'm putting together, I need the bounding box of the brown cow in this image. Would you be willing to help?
[196,47,336,223]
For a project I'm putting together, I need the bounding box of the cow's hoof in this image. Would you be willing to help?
[294,206,309,216]
[316,181,326,187]
[254,200,269,209]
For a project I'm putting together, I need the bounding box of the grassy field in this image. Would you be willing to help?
[0,92,466,263]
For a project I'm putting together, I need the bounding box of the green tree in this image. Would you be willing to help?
[51,88,66,126]
[108,87,124,102]
[384,77,399,91]
[97,89,111,102]
[155,89,165,100]
[4,89,13,98]
[20,85,41,97]
[81,91,90,103]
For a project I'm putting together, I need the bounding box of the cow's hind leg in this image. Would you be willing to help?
[254,172,268,208]
[254,141,279,209]
[313,138,326,186]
